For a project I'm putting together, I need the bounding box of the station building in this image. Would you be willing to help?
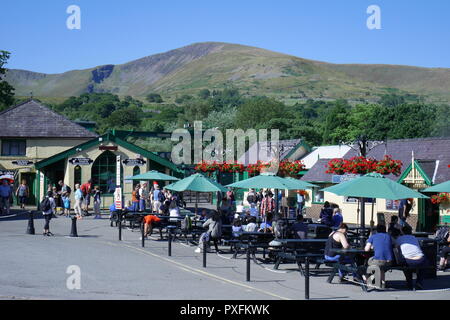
[0,100,182,208]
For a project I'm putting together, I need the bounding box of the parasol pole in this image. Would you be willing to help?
[195,191,199,216]
[370,198,375,228]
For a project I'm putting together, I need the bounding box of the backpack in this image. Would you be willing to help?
[40,197,52,212]
[180,215,192,232]
[435,227,450,244]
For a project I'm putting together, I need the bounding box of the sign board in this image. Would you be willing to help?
[0,170,16,176]
[12,160,33,166]
[69,158,93,165]
[386,199,400,211]
[115,187,122,210]
[332,174,361,184]
[115,155,122,209]
[99,146,118,151]
[122,159,146,166]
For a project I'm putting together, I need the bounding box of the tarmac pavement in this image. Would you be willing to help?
[1,210,450,300]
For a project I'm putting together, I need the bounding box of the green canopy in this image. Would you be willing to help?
[128,170,180,182]
[422,180,450,193]
[164,173,227,193]
[226,172,317,190]
[321,172,429,200]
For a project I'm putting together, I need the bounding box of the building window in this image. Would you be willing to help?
[133,166,140,189]
[1,139,26,156]
[74,165,82,188]
[91,151,122,194]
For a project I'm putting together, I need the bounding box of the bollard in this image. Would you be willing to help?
[203,239,207,268]
[246,248,251,282]
[168,228,172,256]
[26,211,35,235]
[70,216,78,237]
[141,220,145,248]
[305,256,310,300]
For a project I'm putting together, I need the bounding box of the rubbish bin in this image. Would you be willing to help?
[419,239,437,279]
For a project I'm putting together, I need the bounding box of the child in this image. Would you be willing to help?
[62,193,71,217]
[93,185,101,219]
[232,218,243,238]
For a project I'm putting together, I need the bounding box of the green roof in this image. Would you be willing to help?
[34,132,182,173]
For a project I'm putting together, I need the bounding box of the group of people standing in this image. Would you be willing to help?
[0,179,30,215]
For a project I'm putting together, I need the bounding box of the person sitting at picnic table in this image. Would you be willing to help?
[394,225,428,290]
[332,208,343,228]
[168,200,180,222]
[141,214,162,239]
[292,214,308,239]
[364,224,394,284]
[249,203,259,218]
[196,208,209,221]
[195,210,222,253]
[243,216,258,232]
[324,223,357,282]
[438,232,450,271]
[258,211,273,233]
[319,201,334,227]
[388,215,402,235]
[159,199,171,215]
[232,218,244,238]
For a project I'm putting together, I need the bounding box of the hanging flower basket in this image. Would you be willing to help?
[431,193,450,205]
[245,161,271,176]
[326,155,402,176]
[278,160,306,176]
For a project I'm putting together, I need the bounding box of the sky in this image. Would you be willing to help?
[1,0,449,74]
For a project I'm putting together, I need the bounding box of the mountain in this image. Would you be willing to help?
[6,42,450,104]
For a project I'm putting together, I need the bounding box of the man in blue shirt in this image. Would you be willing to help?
[365,224,394,266]
[292,214,308,239]
[0,180,12,215]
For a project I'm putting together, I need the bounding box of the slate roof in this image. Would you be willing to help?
[301,158,334,182]
[0,100,99,139]
[301,137,450,185]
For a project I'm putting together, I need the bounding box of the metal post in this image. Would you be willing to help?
[118,211,122,241]
[360,198,366,248]
[26,211,35,235]
[203,239,207,268]
[305,256,310,300]
[246,248,251,281]
[141,219,145,248]
[70,216,78,237]
[168,228,172,256]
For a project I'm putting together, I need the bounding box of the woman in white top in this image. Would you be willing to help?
[169,200,180,222]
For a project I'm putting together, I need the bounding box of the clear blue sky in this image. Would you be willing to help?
[2,0,449,73]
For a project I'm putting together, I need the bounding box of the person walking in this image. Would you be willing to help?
[0,180,12,215]
[16,180,29,209]
[93,185,102,219]
[74,184,83,220]
[41,191,56,236]
[398,198,413,227]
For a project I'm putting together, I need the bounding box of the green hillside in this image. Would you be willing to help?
[5,42,450,104]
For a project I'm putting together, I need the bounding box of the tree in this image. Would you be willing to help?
[0,51,15,111]
[146,93,163,103]
[235,97,287,129]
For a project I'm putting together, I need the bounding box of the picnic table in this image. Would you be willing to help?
[232,231,274,281]
[325,248,371,291]
[272,238,327,271]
